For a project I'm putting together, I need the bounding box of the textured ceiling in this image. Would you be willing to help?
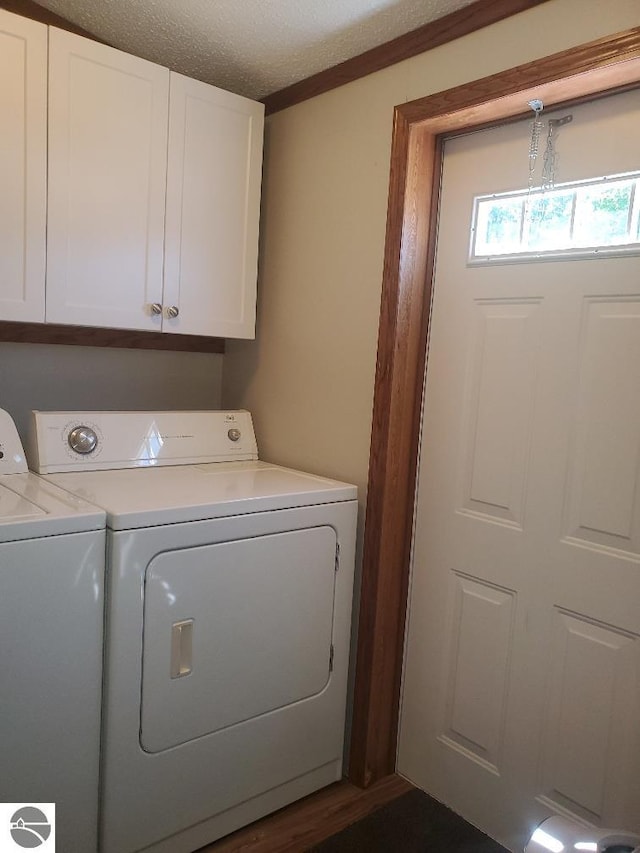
[34,0,477,100]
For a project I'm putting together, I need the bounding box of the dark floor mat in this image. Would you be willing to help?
[308,789,508,852]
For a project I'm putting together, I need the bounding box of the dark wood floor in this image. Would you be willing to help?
[199,774,414,853]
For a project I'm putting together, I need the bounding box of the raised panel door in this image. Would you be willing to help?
[398,89,640,850]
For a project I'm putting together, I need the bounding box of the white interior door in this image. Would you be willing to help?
[398,89,640,851]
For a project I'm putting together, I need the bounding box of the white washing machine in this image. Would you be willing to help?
[0,408,105,852]
[28,409,358,853]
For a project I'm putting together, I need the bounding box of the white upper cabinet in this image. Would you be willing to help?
[163,74,264,339]
[1,19,263,339]
[46,28,170,331]
[0,10,47,323]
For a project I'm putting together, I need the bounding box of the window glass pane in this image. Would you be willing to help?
[525,191,573,250]
[475,198,522,255]
[573,180,633,247]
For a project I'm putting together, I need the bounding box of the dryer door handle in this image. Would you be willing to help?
[170,619,194,679]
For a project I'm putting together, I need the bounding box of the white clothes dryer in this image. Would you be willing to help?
[0,408,105,853]
[29,410,358,853]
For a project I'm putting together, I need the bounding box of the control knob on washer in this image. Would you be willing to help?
[68,425,98,454]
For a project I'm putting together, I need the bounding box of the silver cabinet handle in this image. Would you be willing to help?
[170,619,193,678]
[166,305,179,319]
[150,303,162,315]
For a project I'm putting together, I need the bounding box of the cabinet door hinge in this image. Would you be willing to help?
[329,644,335,673]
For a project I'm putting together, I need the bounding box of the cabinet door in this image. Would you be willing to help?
[46,28,169,331]
[0,11,47,323]
[164,73,264,339]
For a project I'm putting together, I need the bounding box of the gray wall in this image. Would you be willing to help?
[0,342,223,442]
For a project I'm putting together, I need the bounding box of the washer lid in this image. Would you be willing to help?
[43,461,357,530]
[0,473,105,543]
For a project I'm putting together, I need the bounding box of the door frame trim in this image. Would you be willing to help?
[349,26,640,787]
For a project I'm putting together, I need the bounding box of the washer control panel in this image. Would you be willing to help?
[28,410,258,473]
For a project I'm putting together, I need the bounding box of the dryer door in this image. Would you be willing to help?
[140,525,337,752]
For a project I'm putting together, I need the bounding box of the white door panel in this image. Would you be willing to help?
[0,11,47,322]
[46,28,169,330]
[539,611,640,825]
[163,73,263,338]
[398,88,640,850]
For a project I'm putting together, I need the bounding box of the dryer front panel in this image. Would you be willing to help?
[102,501,357,853]
[141,525,337,751]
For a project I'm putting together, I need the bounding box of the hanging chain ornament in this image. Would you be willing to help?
[527,99,544,190]
[524,101,573,233]
[524,99,545,229]
[541,114,573,189]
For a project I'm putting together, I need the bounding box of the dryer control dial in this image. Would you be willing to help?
[68,425,98,455]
